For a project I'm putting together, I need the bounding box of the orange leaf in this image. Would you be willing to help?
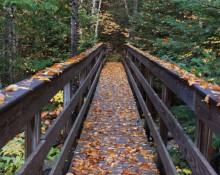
[212,84,220,91]
[41,111,48,118]
[140,163,149,170]
[202,94,210,104]
[163,39,169,43]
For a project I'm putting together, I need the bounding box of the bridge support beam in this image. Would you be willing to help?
[157,86,173,175]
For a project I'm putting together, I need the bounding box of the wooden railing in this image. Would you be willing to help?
[122,44,220,175]
[0,43,107,174]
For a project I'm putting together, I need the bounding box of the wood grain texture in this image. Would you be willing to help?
[123,46,220,138]
[123,59,177,175]
[0,44,106,149]
[49,60,104,175]
[125,57,217,175]
[16,48,106,175]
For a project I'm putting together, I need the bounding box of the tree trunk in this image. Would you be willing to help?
[95,0,102,38]
[79,0,84,36]
[132,0,138,15]
[123,0,130,17]
[71,0,78,57]
[2,6,17,85]
[91,0,96,15]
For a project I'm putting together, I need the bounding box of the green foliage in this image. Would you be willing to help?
[168,145,192,175]
[0,0,99,87]
[106,51,122,62]
[171,105,196,140]
[129,0,220,83]
[46,146,61,162]
[0,133,25,174]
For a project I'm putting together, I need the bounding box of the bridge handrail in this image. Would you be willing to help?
[122,44,220,175]
[0,43,107,174]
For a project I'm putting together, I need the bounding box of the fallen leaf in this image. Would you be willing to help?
[202,94,210,105]
[140,163,149,170]
[44,120,51,125]
[35,77,51,82]
[108,150,115,158]
[5,85,18,92]
[41,111,48,118]
[163,39,169,43]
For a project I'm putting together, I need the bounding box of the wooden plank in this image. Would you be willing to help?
[160,86,173,145]
[25,113,41,159]
[125,47,220,137]
[147,72,155,118]
[157,86,173,174]
[0,44,106,149]
[64,83,72,134]
[195,119,212,161]
[16,53,104,175]
[125,57,217,175]
[49,61,103,175]
[123,59,178,175]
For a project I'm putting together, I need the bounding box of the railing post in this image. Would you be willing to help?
[87,63,92,92]
[64,82,72,134]
[76,70,86,114]
[157,85,173,175]
[195,119,212,161]
[146,71,154,117]
[138,63,151,140]
[25,113,41,159]
[25,113,42,174]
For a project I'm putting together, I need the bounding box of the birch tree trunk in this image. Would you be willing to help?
[71,0,78,56]
[95,0,102,38]
[91,0,96,15]
[79,0,84,36]
[123,0,130,17]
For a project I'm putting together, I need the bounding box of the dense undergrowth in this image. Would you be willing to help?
[0,91,64,174]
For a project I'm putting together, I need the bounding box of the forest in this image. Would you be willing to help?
[0,0,220,174]
[0,0,219,87]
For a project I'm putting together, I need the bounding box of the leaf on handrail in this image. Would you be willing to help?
[32,76,51,82]
[202,94,210,105]
[20,80,32,86]
[0,93,5,105]
[5,84,31,92]
[211,84,220,91]
[5,85,19,92]
[45,68,63,75]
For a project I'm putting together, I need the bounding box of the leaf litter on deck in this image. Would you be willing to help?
[68,62,159,175]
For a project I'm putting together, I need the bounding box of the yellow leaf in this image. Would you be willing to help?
[108,150,115,158]
[182,168,191,174]
[36,77,51,82]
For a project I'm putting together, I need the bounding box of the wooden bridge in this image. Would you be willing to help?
[0,43,220,175]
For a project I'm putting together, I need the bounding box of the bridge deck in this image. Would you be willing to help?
[68,62,159,174]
